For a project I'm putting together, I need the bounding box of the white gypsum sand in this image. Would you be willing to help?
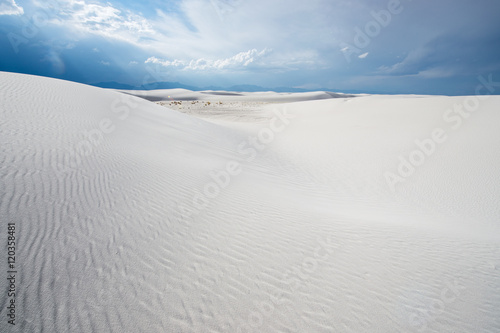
[1,71,499,332]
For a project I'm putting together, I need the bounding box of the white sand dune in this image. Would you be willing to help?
[118,88,354,103]
[1,71,499,332]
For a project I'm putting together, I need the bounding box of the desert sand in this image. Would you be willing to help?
[1,71,499,332]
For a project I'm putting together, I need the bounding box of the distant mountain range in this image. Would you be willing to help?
[92,81,199,91]
[91,81,342,93]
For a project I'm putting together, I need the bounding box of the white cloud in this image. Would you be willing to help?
[34,0,155,44]
[146,57,187,68]
[358,52,369,59]
[0,0,23,15]
[146,49,272,71]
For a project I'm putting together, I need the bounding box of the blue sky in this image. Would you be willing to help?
[1,0,499,94]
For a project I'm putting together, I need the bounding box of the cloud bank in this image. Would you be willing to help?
[145,48,271,71]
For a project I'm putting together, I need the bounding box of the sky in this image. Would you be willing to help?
[0,0,500,95]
